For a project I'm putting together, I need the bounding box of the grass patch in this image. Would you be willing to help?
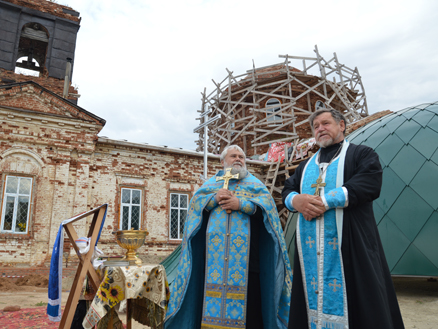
[35,301,48,306]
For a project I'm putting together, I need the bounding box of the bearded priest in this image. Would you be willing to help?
[165,145,292,329]
[282,108,404,329]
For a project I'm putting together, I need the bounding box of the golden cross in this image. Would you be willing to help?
[311,176,326,196]
[216,168,239,190]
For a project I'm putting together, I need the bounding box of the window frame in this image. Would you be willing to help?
[266,98,282,125]
[168,192,190,241]
[119,187,143,230]
[0,175,33,235]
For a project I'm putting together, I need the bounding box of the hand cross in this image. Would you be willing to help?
[216,168,239,190]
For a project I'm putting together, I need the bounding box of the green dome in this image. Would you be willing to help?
[284,101,438,276]
[348,101,438,276]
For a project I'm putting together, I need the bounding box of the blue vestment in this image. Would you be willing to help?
[165,171,292,329]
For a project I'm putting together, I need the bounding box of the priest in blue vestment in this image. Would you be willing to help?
[282,108,404,329]
[165,145,292,329]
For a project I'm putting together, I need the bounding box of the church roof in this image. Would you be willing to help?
[0,80,106,126]
[348,101,438,276]
[1,0,80,23]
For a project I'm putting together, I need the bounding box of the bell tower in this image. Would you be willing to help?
[0,0,80,79]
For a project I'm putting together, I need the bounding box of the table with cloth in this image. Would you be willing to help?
[83,264,169,329]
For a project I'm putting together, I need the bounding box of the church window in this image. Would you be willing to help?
[266,98,282,125]
[15,23,49,77]
[1,176,33,234]
[315,100,326,110]
[169,193,189,240]
[120,188,142,230]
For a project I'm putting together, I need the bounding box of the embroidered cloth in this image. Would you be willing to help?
[83,264,169,329]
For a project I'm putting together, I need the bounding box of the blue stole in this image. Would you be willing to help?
[297,141,349,329]
[165,172,292,329]
[202,197,251,328]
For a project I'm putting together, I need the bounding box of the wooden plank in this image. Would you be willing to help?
[225,86,256,116]
[251,136,298,147]
[279,54,318,61]
[212,131,230,144]
[288,139,299,164]
[245,61,290,73]
[63,223,100,290]
[217,100,259,106]
[252,90,294,100]
[253,79,294,106]
[286,164,300,170]
[59,205,107,329]
[326,92,337,105]
[226,68,241,87]
[253,117,296,142]
[256,77,294,90]
[290,105,313,115]
[294,80,326,101]
[253,129,297,136]
[231,117,256,144]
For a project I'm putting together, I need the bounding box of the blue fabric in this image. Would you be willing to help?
[165,172,292,329]
[202,206,250,328]
[47,223,64,321]
[324,187,347,209]
[240,199,256,215]
[47,205,107,322]
[297,150,348,327]
[285,191,298,212]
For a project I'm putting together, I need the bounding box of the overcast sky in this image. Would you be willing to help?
[65,0,438,150]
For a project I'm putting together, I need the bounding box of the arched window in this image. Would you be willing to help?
[15,57,40,77]
[15,23,49,77]
[266,98,282,125]
[315,100,326,110]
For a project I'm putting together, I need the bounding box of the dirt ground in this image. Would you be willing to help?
[0,275,437,328]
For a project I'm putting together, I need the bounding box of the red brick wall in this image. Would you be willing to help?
[0,98,264,267]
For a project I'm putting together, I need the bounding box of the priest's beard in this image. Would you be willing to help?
[316,131,343,148]
[224,161,248,178]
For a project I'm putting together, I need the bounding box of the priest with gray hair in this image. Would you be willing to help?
[165,145,292,329]
[282,108,404,328]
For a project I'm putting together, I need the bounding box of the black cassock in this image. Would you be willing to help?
[282,141,404,329]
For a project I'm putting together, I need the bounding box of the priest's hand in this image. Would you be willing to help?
[216,189,240,211]
[293,194,326,221]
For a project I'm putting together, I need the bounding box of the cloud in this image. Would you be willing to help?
[65,0,438,149]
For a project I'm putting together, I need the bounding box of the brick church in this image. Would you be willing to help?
[0,0,270,270]
[0,0,378,273]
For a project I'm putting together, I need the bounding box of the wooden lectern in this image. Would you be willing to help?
[58,204,108,329]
